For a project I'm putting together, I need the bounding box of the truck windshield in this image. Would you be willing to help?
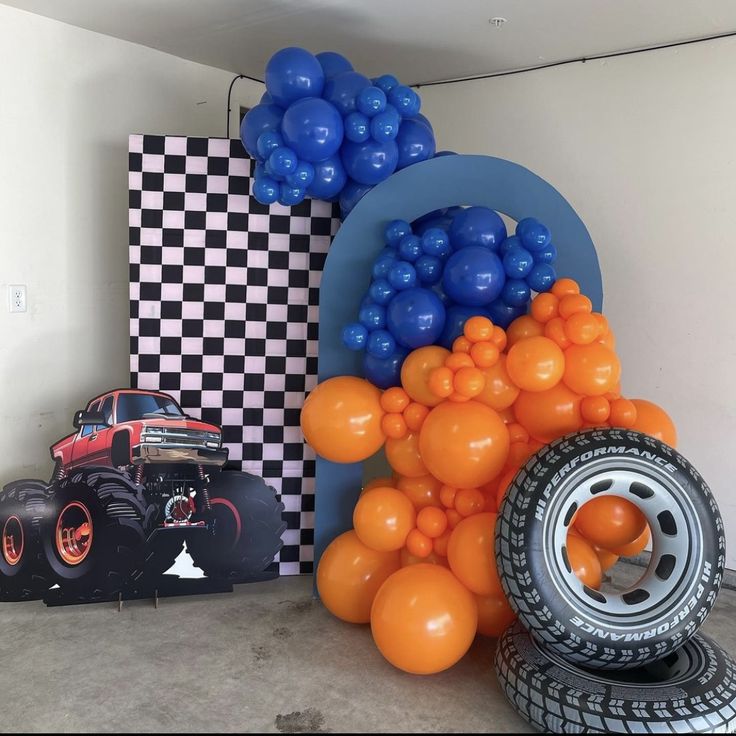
[116,394,184,423]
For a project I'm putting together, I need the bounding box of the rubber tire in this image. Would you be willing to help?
[187,471,286,580]
[496,428,725,670]
[41,467,149,600]
[495,621,736,734]
[0,479,54,601]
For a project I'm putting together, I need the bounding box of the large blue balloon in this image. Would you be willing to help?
[395,117,436,170]
[315,51,353,80]
[487,299,526,329]
[442,246,505,306]
[339,179,371,218]
[240,103,284,159]
[386,288,446,349]
[265,47,325,108]
[363,345,408,389]
[448,206,507,251]
[281,97,344,163]
[438,305,491,349]
[307,154,347,200]
[323,71,371,116]
[341,139,398,185]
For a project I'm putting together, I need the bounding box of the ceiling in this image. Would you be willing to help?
[3,0,736,85]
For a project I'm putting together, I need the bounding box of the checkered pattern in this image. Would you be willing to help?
[128,134,340,575]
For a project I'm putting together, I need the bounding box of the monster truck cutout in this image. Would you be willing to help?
[0,389,285,603]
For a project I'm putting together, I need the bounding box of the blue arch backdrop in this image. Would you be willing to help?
[313,154,602,570]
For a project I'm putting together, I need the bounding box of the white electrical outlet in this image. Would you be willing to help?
[9,285,26,313]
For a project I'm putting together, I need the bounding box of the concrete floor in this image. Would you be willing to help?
[1,575,735,734]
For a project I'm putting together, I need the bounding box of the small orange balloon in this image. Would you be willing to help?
[592,313,609,335]
[506,441,533,470]
[433,528,452,557]
[551,277,580,298]
[609,398,637,428]
[608,525,651,557]
[362,476,395,494]
[475,593,517,637]
[544,316,572,349]
[477,355,520,411]
[575,496,647,550]
[514,382,583,444]
[439,484,457,509]
[400,547,447,567]
[447,512,502,596]
[563,343,621,397]
[380,386,411,414]
[381,412,408,439]
[400,345,451,407]
[416,506,448,538]
[445,352,475,371]
[470,341,499,368]
[386,431,427,478]
[507,336,565,392]
[405,528,433,558]
[507,423,529,444]
[566,534,602,589]
[453,366,485,398]
[317,530,400,623]
[464,315,494,342]
[629,399,677,447]
[558,293,592,319]
[396,474,442,509]
[353,487,416,551]
[530,292,559,323]
[598,330,616,350]
[565,312,601,345]
[506,315,544,348]
[454,487,485,517]
[370,564,478,674]
[446,508,462,529]
[581,395,611,424]
[403,402,430,432]
[491,326,507,351]
[427,366,454,398]
[452,336,472,354]
[592,544,619,572]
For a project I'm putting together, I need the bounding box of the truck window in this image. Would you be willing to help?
[116,394,184,423]
[81,400,101,437]
[99,396,114,427]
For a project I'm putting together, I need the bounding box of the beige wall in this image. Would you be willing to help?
[0,5,262,484]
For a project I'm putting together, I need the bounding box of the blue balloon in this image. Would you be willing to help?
[388,85,421,118]
[517,217,551,252]
[358,302,386,330]
[438,305,490,349]
[387,261,418,290]
[307,154,347,200]
[280,97,344,163]
[338,179,372,218]
[315,51,353,80]
[415,255,443,285]
[341,139,399,185]
[442,246,506,306]
[265,47,324,108]
[256,130,284,160]
[252,176,279,205]
[370,106,401,142]
[367,329,396,359]
[372,250,398,279]
[421,228,452,258]
[503,245,534,279]
[398,234,422,263]
[260,91,274,104]
[498,234,520,257]
[278,182,305,206]
[386,288,446,349]
[363,345,408,389]
[323,71,371,116]
[357,86,387,117]
[268,147,298,177]
[527,263,557,293]
[344,112,370,143]
[414,216,453,236]
[384,220,412,247]
[501,279,532,307]
[435,150,457,157]
[395,117,436,170]
[448,207,507,251]
[372,74,400,94]
[487,299,526,329]
[342,322,368,350]
[414,113,434,133]
[536,242,557,264]
[240,103,284,159]
[286,161,315,188]
[369,278,396,305]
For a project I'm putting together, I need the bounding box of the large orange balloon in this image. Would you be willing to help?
[566,534,603,589]
[514,383,583,443]
[370,564,478,674]
[301,376,385,463]
[419,401,510,488]
[447,512,502,596]
[575,496,647,550]
[396,474,443,509]
[400,345,451,407]
[506,336,565,392]
[506,315,544,348]
[385,432,427,478]
[563,344,621,397]
[629,399,677,447]
[476,355,520,411]
[475,593,517,637]
[353,487,416,551]
[608,525,651,557]
[317,531,400,623]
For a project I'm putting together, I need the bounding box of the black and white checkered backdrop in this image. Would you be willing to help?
[128,134,341,575]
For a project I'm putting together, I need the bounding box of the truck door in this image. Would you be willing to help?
[71,399,101,465]
[86,394,114,466]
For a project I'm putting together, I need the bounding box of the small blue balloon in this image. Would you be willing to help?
[386,288,445,349]
[372,74,400,94]
[501,279,532,307]
[240,103,284,159]
[448,207,507,251]
[339,179,372,218]
[357,86,387,117]
[281,97,344,163]
[527,263,557,293]
[260,91,274,104]
[265,47,325,108]
[421,228,452,258]
[442,246,506,306]
[372,250,398,279]
[358,302,386,331]
[387,261,418,290]
[342,322,368,351]
[438,305,490,349]
[254,161,266,179]
[263,158,284,181]
[536,242,557,264]
[370,106,401,142]
[395,117,436,170]
[414,113,434,133]
[398,234,423,263]
[323,70,371,116]
[384,219,412,247]
[344,112,371,143]
[341,139,399,185]
[388,85,421,118]
[252,176,279,205]
[315,51,353,80]
[360,294,374,311]
[414,216,453,237]
[256,130,283,160]
[503,245,534,279]
[285,161,315,188]
[369,278,396,305]
[498,234,521,257]
[517,217,551,252]
[415,255,443,285]
[268,146,298,177]
[278,182,305,206]
[363,345,408,389]
[487,299,526,329]
[307,154,347,200]
[366,329,396,359]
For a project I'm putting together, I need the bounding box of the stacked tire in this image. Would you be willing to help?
[493,428,736,734]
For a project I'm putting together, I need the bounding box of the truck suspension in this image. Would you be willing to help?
[197,465,211,510]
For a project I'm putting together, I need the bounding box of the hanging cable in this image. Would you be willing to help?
[226,73,264,138]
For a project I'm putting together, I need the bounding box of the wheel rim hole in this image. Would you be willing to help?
[622,588,650,605]
[583,586,606,603]
[563,503,577,528]
[657,510,677,536]
[590,479,613,495]
[629,481,655,499]
[655,554,676,581]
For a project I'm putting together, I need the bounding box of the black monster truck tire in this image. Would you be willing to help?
[496,428,725,670]
[41,467,149,599]
[0,479,54,600]
[495,621,736,734]
[187,471,286,580]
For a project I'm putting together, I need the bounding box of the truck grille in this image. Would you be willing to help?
[142,428,220,447]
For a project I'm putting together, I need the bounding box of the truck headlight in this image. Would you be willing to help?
[206,441,219,448]
[144,436,163,443]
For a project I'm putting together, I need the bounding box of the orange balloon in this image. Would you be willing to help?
[446,509,462,529]
[598,330,616,350]
[397,474,443,509]
[452,336,472,354]
[530,292,559,324]
[475,593,517,637]
[470,341,499,368]
[453,366,485,398]
[380,386,411,414]
[416,506,448,538]
[507,423,529,444]
[544,316,572,349]
[464,316,494,342]
[609,398,638,428]
[454,487,485,517]
[301,376,385,463]
[506,336,565,392]
[447,512,502,596]
[608,525,651,557]
[629,399,677,447]
[405,528,433,558]
[514,382,583,443]
[491,326,508,351]
[575,496,647,550]
[558,293,592,319]
[506,315,544,348]
[476,355,520,411]
[381,412,407,439]
[439,484,457,509]
[362,476,394,494]
[506,441,533,470]
[427,366,454,399]
[592,544,619,572]
[566,534,602,589]
[581,395,611,424]
[433,529,452,557]
[419,401,510,488]
[400,345,451,407]
[370,564,478,674]
[317,530,400,623]
[386,432,427,478]
[353,487,416,551]
[445,352,475,371]
[563,343,621,397]
[400,547,447,567]
[551,277,580,298]
[403,402,430,432]
[565,312,600,345]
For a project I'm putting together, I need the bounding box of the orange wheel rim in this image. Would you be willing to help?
[56,502,93,565]
[2,515,24,566]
